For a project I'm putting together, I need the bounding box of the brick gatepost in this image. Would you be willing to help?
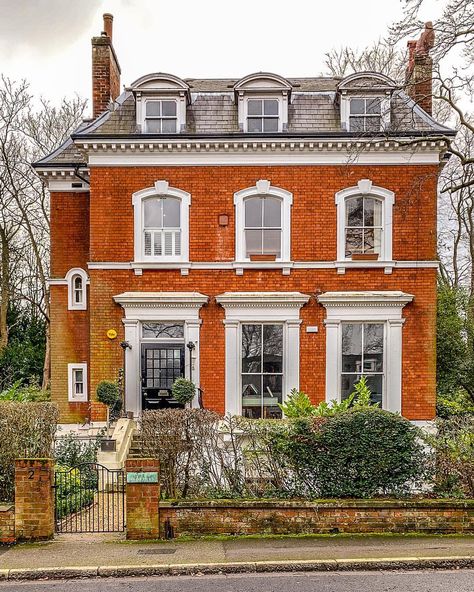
[14,459,55,541]
[126,458,160,540]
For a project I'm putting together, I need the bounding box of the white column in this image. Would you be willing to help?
[123,319,140,417]
[186,319,202,407]
[386,319,404,413]
[223,319,240,416]
[324,320,340,403]
[286,320,302,396]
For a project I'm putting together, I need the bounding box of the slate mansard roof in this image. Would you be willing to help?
[34,73,455,168]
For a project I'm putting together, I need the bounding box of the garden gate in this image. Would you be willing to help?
[54,463,126,533]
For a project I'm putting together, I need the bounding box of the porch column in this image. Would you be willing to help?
[223,319,240,416]
[123,319,140,417]
[186,319,202,408]
[286,319,303,392]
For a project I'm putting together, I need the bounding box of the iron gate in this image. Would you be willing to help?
[54,463,125,533]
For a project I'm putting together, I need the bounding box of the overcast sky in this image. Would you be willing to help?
[0,0,440,116]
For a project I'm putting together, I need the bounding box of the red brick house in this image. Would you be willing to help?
[34,15,454,425]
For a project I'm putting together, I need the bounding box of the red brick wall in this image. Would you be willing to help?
[126,458,160,540]
[0,505,15,544]
[50,164,438,421]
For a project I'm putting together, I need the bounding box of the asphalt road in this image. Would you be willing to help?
[0,570,473,591]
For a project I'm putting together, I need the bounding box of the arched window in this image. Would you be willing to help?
[234,180,292,263]
[66,268,88,310]
[336,179,394,263]
[132,181,191,263]
[244,196,282,258]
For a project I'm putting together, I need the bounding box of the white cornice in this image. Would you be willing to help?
[113,291,208,309]
[216,292,310,308]
[318,291,414,308]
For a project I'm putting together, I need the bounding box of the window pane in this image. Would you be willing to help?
[365,375,383,406]
[146,101,161,116]
[264,100,279,116]
[163,198,180,227]
[74,276,82,289]
[363,198,376,226]
[75,369,83,383]
[242,324,262,372]
[263,375,282,418]
[345,228,363,256]
[263,325,283,373]
[342,323,362,373]
[161,118,177,133]
[346,197,363,227]
[263,197,281,227]
[341,374,358,401]
[74,289,82,304]
[245,229,263,255]
[363,228,382,254]
[364,324,384,371]
[142,322,184,339]
[247,118,263,132]
[262,230,281,256]
[350,99,365,114]
[245,197,263,227]
[242,374,261,397]
[162,100,177,116]
[349,116,365,132]
[263,118,279,132]
[366,98,381,114]
[247,100,262,116]
[145,119,161,133]
[144,198,163,227]
[366,116,381,131]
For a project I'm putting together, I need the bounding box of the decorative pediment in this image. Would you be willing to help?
[234,72,292,95]
[337,72,397,93]
[129,73,190,101]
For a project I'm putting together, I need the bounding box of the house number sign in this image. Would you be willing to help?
[126,472,159,484]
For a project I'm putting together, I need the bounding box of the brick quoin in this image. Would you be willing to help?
[50,164,438,422]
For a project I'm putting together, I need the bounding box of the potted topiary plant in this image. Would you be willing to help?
[96,380,122,449]
[171,378,196,407]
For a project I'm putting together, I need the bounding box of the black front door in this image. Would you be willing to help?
[141,343,185,410]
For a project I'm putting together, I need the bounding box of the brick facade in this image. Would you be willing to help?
[0,505,15,544]
[126,458,160,540]
[49,164,438,422]
[159,500,474,538]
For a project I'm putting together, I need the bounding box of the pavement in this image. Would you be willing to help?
[0,533,473,581]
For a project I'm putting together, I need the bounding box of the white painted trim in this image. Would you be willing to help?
[132,180,191,264]
[113,292,208,417]
[216,292,310,416]
[67,363,88,403]
[335,179,395,262]
[318,291,414,413]
[233,181,293,263]
[65,268,88,311]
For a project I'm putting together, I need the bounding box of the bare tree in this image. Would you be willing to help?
[0,76,86,387]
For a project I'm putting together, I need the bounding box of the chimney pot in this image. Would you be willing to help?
[103,13,113,40]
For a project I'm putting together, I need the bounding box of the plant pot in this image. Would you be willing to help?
[249,254,277,261]
[351,253,379,261]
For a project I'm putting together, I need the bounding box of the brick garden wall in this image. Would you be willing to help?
[0,505,15,544]
[159,500,474,538]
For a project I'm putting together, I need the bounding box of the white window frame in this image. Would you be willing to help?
[318,291,414,414]
[66,268,88,311]
[132,180,191,264]
[245,97,281,133]
[340,92,391,132]
[216,292,310,416]
[67,363,88,402]
[234,180,292,264]
[336,179,394,263]
[143,98,178,134]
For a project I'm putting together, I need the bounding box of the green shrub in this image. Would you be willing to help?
[172,378,196,405]
[277,408,426,498]
[0,402,58,501]
[96,380,120,407]
[426,415,474,498]
[55,432,103,467]
[278,389,316,417]
[0,380,50,402]
[54,466,95,520]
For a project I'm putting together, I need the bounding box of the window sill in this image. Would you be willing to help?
[335,260,395,275]
[131,261,191,276]
[232,260,294,276]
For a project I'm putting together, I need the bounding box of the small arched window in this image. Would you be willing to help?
[66,268,88,310]
[244,196,282,258]
[143,197,181,257]
[133,181,191,263]
[344,196,383,257]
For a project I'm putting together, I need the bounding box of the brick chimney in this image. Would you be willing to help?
[91,13,121,118]
[405,22,435,115]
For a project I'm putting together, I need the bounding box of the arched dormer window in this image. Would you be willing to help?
[66,268,88,311]
[336,179,394,262]
[132,180,191,263]
[234,180,292,263]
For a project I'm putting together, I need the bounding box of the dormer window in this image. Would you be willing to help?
[247,99,279,133]
[349,98,382,132]
[144,100,178,133]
